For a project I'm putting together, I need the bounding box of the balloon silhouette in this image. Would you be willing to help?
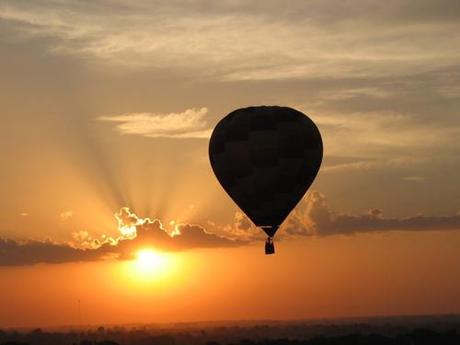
[209,106,323,254]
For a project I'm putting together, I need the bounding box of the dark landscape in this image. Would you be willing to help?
[1,315,460,345]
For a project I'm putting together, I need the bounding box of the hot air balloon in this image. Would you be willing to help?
[209,106,323,254]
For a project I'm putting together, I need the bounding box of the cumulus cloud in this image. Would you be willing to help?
[97,108,211,139]
[3,194,460,266]
[0,208,243,266]
[111,211,243,256]
[283,191,460,236]
[217,211,265,242]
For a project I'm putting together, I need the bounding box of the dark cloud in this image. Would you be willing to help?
[0,212,244,266]
[2,193,460,266]
[215,211,266,242]
[115,218,244,256]
[0,238,112,266]
[283,191,460,236]
[173,224,240,248]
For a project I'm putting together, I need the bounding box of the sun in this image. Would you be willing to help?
[122,248,180,283]
[136,249,166,270]
[134,249,168,275]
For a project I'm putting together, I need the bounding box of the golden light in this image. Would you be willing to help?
[123,248,176,284]
[115,207,141,239]
[136,249,166,272]
[119,224,137,238]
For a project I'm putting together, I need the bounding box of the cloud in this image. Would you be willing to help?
[2,0,460,170]
[97,108,211,139]
[283,191,460,236]
[112,208,244,253]
[115,207,141,238]
[164,223,240,249]
[0,1,459,81]
[0,207,243,266]
[0,238,114,266]
[3,195,460,266]
[307,110,460,160]
[216,211,265,242]
[294,101,460,175]
[320,156,424,173]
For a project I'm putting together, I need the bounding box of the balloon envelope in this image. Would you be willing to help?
[209,106,323,237]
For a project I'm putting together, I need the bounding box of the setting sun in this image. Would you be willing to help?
[135,249,167,272]
[123,248,180,283]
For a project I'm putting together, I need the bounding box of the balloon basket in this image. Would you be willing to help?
[265,237,275,255]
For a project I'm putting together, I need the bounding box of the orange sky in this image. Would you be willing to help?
[1,0,460,328]
[1,231,460,328]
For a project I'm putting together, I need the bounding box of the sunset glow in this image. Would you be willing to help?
[124,249,177,283]
[1,0,460,332]
[135,249,167,272]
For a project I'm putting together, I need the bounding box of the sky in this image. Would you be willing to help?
[1,0,460,328]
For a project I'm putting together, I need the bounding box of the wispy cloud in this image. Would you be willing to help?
[297,107,460,173]
[97,107,212,139]
[1,1,459,81]
[313,111,459,155]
